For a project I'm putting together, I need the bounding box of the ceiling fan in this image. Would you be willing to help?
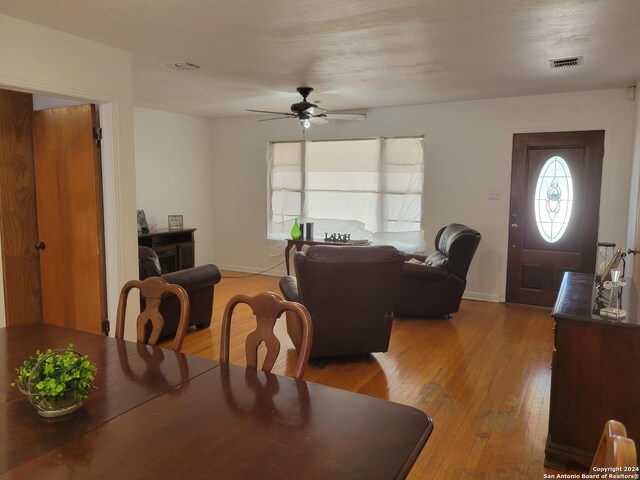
[247,87,366,128]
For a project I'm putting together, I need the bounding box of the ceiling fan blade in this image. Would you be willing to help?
[305,106,327,116]
[323,113,366,121]
[247,109,293,116]
[257,116,292,122]
[309,116,330,125]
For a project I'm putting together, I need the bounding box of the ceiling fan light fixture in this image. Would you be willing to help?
[248,87,364,128]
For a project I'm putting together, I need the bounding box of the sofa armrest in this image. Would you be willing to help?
[163,264,221,291]
[402,252,428,263]
[401,263,450,282]
[279,276,300,303]
[139,246,162,278]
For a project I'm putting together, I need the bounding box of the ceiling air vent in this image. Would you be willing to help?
[161,61,202,71]
[549,56,584,69]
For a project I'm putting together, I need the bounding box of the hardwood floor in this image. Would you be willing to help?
[165,271,571,479]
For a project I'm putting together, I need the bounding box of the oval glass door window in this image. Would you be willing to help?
[534,156,573,243]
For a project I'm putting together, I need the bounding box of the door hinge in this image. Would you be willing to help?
[93,127,102,147]
[101,319,110,336]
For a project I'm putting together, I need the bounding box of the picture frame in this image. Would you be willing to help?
[168,214,184,231]
[137,209,149,234]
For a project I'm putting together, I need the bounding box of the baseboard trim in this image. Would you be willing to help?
[463,291,503,303]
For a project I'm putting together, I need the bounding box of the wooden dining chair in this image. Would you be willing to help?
[590,420,637,473]
[116,276,190,351]
[220,292,313,380]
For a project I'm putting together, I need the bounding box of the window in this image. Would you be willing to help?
[267,137,424,241]
[534,155,573,243]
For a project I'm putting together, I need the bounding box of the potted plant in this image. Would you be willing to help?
[11,344,97,417]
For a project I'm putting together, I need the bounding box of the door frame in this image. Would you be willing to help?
[0,82,126,334]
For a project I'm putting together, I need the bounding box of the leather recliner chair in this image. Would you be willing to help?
[138,246,222,339]
[279,245,404,359]
[394,223,481,317]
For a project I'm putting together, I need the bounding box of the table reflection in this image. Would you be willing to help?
[116,341,190,394]
[219,363,311,427]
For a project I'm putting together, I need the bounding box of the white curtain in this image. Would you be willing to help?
[267,136,425,252]
[267,141,302,239]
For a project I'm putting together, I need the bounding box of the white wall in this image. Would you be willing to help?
[628,82,640,263]
[134,107,216,265]
[0,14,139,337]
[209,89,636,302]
[32,94,84,110]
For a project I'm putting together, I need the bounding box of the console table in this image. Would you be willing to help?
[138,228,196,274]
[545,272,640,470]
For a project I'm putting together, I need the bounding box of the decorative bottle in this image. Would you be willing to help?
[291,218,302,240]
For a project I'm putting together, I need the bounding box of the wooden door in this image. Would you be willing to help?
[0,90,43,325]
[32,105,106,333]
[506,131,604,306]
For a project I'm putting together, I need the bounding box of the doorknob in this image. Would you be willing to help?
[629,248,639,255]
[34,241,45,250]
[511,223,519,229]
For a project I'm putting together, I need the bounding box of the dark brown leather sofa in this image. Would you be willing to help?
[394,224,481,317]
[279,245,404,359]
[138,246,221,339]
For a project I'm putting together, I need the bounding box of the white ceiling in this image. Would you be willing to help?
[1,0,639,118]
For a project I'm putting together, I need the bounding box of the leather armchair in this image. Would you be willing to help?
[279,245,404,359]
[394,224,481,317]
[138,246,222,339]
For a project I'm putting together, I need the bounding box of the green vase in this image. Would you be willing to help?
[291,218,302,240]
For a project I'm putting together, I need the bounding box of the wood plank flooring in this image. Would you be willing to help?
[165,271,572,479]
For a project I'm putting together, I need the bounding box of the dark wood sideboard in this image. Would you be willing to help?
[545,272,640,470]
[138,228,196,274]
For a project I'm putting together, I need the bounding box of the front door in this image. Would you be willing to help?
[32,105,107,333]
[506,131,604,306]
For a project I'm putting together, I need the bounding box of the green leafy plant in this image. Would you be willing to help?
[11,344,97,409]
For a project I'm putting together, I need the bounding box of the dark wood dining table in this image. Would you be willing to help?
[1,324,432,479]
